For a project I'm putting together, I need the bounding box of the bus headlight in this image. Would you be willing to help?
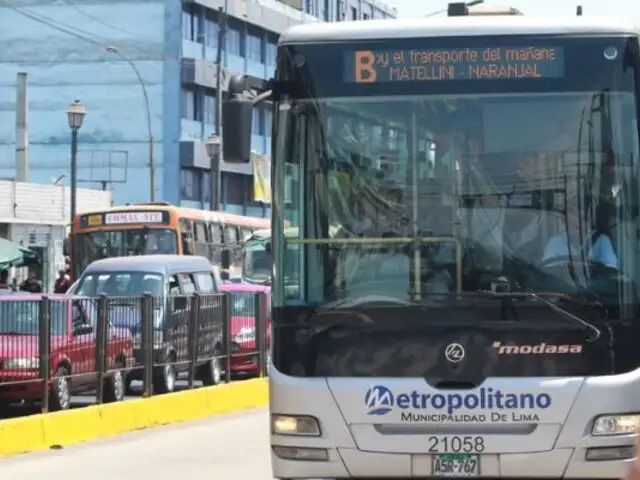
[271,414,321,436]
[593,414,640,436]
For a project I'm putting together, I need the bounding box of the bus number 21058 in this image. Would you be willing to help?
[428,436,485,453]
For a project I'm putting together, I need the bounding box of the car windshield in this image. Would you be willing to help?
[75,272,165,298]
[0,300,68,335]
[72,229,178,275]
[276,36,640,310]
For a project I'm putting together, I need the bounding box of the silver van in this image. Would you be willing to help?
[69,255,223,394]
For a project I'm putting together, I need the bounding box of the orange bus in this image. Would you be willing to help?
[69,202,271,280]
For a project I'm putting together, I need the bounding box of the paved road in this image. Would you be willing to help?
[0,408,272,480]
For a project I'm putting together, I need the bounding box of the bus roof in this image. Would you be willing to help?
[279,16,639,44]
[76,203,271,230]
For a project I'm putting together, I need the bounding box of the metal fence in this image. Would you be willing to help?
[0,292,269,413]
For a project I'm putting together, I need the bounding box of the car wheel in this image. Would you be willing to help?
[153,363,176,394]
[199,358,222,386]
[49,366,71,411]
[103,360,125,403]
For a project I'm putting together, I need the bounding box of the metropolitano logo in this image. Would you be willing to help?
[364,385,394,415]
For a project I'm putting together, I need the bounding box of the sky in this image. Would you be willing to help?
[392,0,635,19]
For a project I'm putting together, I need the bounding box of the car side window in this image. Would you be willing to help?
[179,273,196,295]
[194,272,216,293]
[168,275,181,295]
[72,303,87,327]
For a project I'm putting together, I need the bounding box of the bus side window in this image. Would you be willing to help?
[194,220,208,258]
[179,217,195,255]
[210,222,222,264]
[225,226,240,269]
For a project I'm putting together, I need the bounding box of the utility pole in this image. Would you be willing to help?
[212,1,228,211]
[15,73,28,182]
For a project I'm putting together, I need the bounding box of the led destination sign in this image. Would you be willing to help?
[345,46,565,83]
[79,210,170,228]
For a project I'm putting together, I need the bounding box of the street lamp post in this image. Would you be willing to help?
[423,0,483,17]
[205,133,222,211]
[67,100,86,229]
[105,45,155,202]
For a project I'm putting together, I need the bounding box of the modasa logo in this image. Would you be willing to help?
[364,385,552,416]
[492,341,582,355]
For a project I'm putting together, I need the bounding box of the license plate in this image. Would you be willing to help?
[432,454,480,477]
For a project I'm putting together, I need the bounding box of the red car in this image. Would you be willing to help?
[219,284,270,376]
[0,294,133,410]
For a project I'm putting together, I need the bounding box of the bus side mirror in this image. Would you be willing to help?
[222,96,253,163]
[221,249,231,270]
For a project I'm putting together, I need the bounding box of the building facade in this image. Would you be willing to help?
[0,180,112,292]
[0,0,395,217]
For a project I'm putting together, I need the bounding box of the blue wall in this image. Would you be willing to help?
[0,0,395,209]
[0,0,167,203]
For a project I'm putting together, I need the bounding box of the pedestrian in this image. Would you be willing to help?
[53,269,71,294]
[0,269,12,293]
[19,270,42,293]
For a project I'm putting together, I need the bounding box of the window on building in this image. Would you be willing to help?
[203,92,216,125]
[363,12,369,20]
[265,37,277,66]
[225,173,250,205]
[247,26,263,63]
[226,19,244,56]
[350,6,357,20]
[180,169,202,201]
[182,4,199,41]
[336,0,342,20]
[181,88,199,121]
[204,10,218,48]
[203,171,211,204]
[252,107,261,135]
[265,106,273,134]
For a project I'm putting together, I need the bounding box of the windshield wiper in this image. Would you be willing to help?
[481,290,602,342]
[296,294,423,345]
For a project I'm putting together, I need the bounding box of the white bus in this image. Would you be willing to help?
[221,8,640,480]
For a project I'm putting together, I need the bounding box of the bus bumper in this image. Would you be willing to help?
[271,447,634,479]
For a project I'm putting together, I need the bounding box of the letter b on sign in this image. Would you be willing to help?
[355,51,377,83]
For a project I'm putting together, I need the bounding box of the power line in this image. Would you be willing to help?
[60,0,160,41]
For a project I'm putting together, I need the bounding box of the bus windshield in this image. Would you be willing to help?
[272,35,640,377]
[73,229,178,275]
